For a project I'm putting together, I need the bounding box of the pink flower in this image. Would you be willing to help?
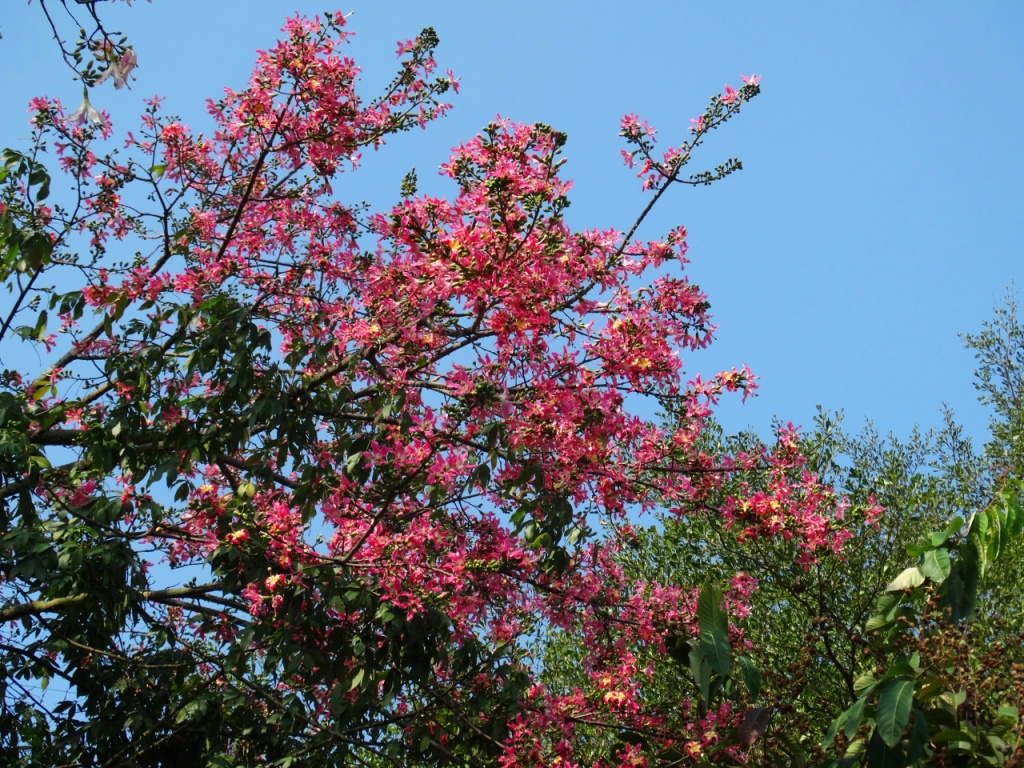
[720,85,738,105]
[446,68,460,94]
[689,115,705,133]
[741,73,762,86]
[114,48,138,89]
[67,479,98,509]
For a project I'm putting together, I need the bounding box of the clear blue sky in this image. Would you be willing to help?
[4,1,1022,448]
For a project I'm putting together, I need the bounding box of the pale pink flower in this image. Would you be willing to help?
[94,48,138,90]
[720,85,738,104]
[113,48,138,89]
[68,92,106,127]
[741,73,762,86]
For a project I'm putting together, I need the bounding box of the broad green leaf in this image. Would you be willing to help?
[912,516,965,555]
[736,654,761,699]
[877,677,915,747]
[843,696,868,740]
[984,506,1005,562]
[349,668,365,691]
[919,547,951,582]
[1001,491,1023,536]
[875,592,901,613]
[940,689,966,709]
[905,540,933,557]
[823,709,846,749]
[886,566,925,592]
[878,662,918,684]
[986,734,1009,756]
[996,705,1018,723]
[30,379,55,402]
[689,646,711,707]
[23,231,52,273]
[345,452,363,474]
[967,510,990,578]
[844,737,867,760]
[930,728,975,744]
[697,582,731,677]
[854,672,879,695]
[951,544,980,620]
[866,729,906,768]
[28,454,51,471]
[866,613,895,632]
[775,730,807,768]
[915,679,946,702]
[904,708,929,766]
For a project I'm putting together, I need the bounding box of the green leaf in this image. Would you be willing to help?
[826,707,856,750]
[689,645,711,707]
[878,662,919,683]
[886,566,925,592]
[876,677,915,747]
[736,654,761,699]
[345,452,363,475]
[866,613,895,632]
[688,643,704,682]
[919,547,951,582]
[1001,491,1023,537]
[875,592,900,613]
[930,728,974,744]
[696,582,731,677]
[349,668,365,691]
[996,705,1018,724]
[843,696,869,740]
[984,505,1006,562]
[942,689,966,709]
[904,709,929,766]
[854,672,879,695]
[844,737,867,761]
[986,734,1009,757]
[968,509,990,577]
[948,543,980,621]
[776,730,808,768]
[23,231,52,274]
[866,729,906,768]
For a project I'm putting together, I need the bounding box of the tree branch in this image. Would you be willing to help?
[0,582,226,623]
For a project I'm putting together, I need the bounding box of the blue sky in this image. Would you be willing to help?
[4,1,1022,448]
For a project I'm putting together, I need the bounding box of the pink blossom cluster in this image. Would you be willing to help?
[13,11,848,765]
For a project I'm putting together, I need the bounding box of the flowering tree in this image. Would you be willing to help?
[1,9,857,766]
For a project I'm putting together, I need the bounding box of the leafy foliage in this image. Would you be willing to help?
[538,294,1024,767]
[823,481,1024,767]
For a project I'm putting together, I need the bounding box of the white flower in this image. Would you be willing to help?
[68,91,106,128]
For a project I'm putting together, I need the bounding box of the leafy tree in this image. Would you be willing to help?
[0,8,852,767]
[962,291,1024,643]
[539,296,1024,767]
[826,298,1024,768]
